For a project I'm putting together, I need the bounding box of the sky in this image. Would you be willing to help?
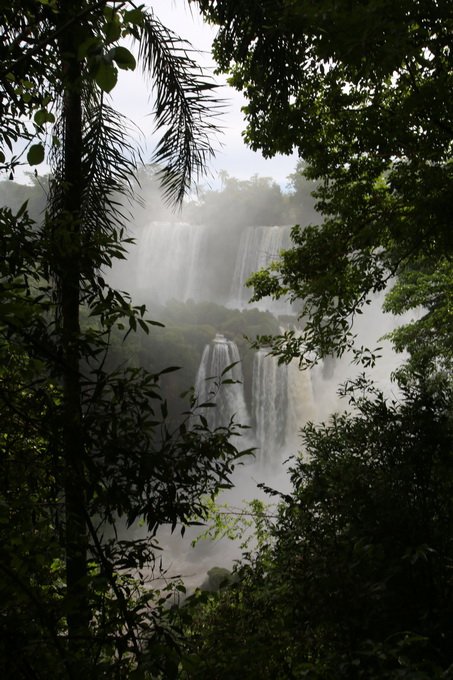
[113,0,299,191]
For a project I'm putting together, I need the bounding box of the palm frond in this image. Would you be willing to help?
[47,82,141,281]
[137,10,223,206]
[80,97,141,244]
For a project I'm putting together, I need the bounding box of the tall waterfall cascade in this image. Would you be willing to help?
[132,219,321,464]
[252,349,288,458]
[130,219,400,467]
[134,221,294,310]
[249,349,317,463]
[194,335,250,431]
[136,221,207,303]
[229,225,293,310]
[194,338,317,465]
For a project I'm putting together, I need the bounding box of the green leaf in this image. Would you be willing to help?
[27,143,45,165]
[159,366,181,375]
[103,4,116,21]
[102,19,121,44]
[95,61,118,93]
[34,108,55,126]
[109,46,136,71]
[181,655,200,673]
[221,361,240,377]
[0,150,5,163]
[78,36,101,61]
[16,201,29,218]
[124,8,144,25]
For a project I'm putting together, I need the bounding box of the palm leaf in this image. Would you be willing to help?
[137,10,223,205]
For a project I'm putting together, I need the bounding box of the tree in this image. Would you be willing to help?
[183,374,453,679]
[383,255,453,374]
[0,2,249,677]
[182,3,453,678]
[193,0,453,366]
[285,159,319,225]
[188,172,289,227]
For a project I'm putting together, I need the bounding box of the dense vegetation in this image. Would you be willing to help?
[2,0,453,679]
[195,0,453,364]
[179,1,453,678]
[0,2,250,678]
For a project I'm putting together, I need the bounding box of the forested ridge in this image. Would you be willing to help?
[1,0,453,679]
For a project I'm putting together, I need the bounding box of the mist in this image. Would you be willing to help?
[1,165,404,589]
[104,164,405,590]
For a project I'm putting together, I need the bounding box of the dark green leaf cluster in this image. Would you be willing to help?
[180,3,453,678]
[0,193,252,678]
[185,375,453,679]
[383,256,453,374]
[194,0,453,366]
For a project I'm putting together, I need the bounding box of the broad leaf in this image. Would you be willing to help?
[27,143,45,165]
[109,46,137,71]
[95,61,118,93]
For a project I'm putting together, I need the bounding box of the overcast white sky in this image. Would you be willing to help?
[113,0,298,190]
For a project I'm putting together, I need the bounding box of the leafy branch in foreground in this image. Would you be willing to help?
[0,1,239,677]
[190,497,276,553]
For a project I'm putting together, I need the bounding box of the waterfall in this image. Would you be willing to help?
[252,350,288,459]
[285,359,316,451]
[126,214,403,587]
[133,222,294,309]
[229,225,292,310]
[252,350,316,464]
[137,221,206,302]
[193,339,317,464]
[194,335,250,430]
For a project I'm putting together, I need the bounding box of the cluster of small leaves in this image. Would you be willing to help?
[383,255,453,374]
[190,496,276,552]
[0,0,57,173]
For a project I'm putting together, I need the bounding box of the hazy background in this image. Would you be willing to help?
[113,0,299,191]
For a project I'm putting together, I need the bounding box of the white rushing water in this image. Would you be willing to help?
[131,220,298,311]
[136,221,207,303]
[229,225,292,311]
[194,334,250,431]
[251,351,315,464]
[194,339,318,467]
[252,349,288,461]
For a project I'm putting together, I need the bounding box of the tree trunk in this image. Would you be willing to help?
[57,9,90,660]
